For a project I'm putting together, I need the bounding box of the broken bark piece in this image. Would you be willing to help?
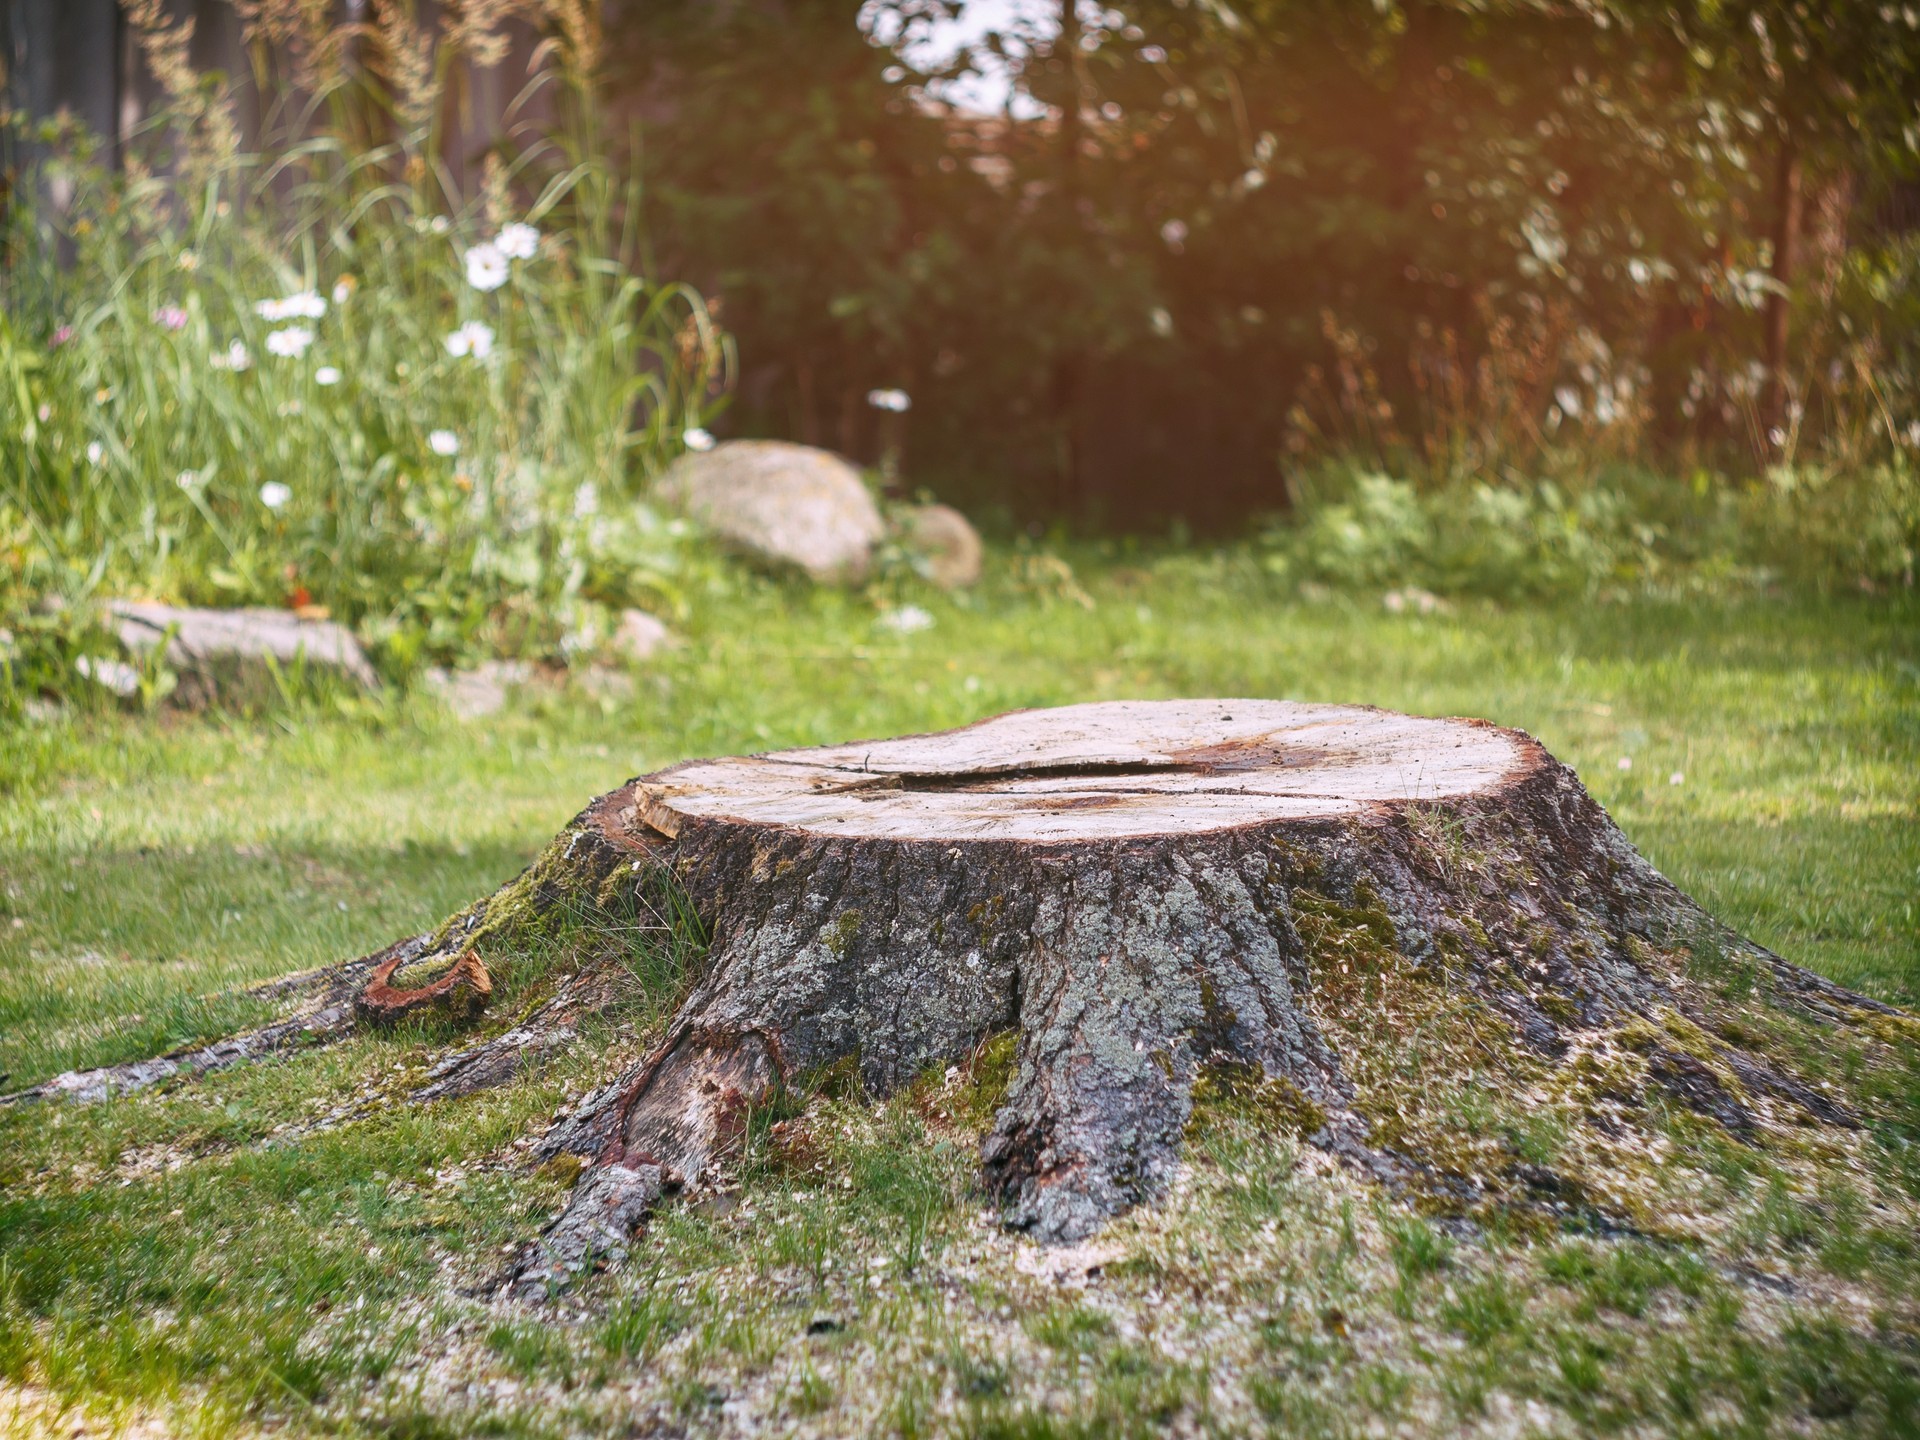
[354,948,492,1027]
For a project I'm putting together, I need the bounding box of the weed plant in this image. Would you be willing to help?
[0,0,727,691]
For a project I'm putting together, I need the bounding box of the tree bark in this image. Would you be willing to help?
[9,701,1906,1303]
[1051,0,1087,519]
[1762,130,1804,448]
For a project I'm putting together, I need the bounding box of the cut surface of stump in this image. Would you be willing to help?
[629,700,1524,840]
[11,700,1909,1301]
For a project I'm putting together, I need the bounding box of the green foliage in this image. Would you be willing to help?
[598,1284,687,1361]
[1744,459,1920,590]
[1261,461,1920,596]
[624,0,1129,511]
[1189,1056,1325,1137]
[951,1030,1020,1131]
[836,1106,956,1274]
[1026,1304,1116,1355]
[1438,1276,1525,1348]
[611,0,1920,529]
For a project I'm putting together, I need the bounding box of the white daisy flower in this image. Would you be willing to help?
[259,481,292,510]
[255,291,327,322]
[266,326,314,358]
[464,243,509,292]
[494,222,540,260]
[315,366,342,387]
[683,427,716,452]
[429,429,461,457]
[444,321,495,359]
[86,441,105,465]
[211,340,251,371]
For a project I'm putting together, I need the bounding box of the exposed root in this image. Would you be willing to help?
[507,1028,777,1296]
[0,938,417,1107]
[409,961,631,1105]
[503,1159,669,1301]
[0,782,662,1109]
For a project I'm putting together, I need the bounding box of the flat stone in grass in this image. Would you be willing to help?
[656,440,884,585]
[109,600,378,701]
[576,666,637,702]
[422,660,533,721]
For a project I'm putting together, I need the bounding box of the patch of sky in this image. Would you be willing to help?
[859,0,1103,118]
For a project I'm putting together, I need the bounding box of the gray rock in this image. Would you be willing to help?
[109,601,378,694]
[655,441,883,585]
[423,660,533,721]
[899,503,984,589]
[75,654,142,699]
[576,666,636,703]
[612,608,671,662]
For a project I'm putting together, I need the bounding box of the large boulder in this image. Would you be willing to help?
[109,601,378,703]
[655,441,883,585]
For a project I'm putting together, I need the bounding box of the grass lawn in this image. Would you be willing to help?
[2,553,1916,1437]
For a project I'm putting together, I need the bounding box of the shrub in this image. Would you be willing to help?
[1744,461,1920,591]
[1265,471,1644,599]
[1262,459,1920,600]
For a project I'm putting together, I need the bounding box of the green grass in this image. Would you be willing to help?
[1,550,1916,1435]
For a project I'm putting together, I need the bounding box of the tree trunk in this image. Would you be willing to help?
[1762,131,1804,448]
[1051,0,1087,519]
[9,701,1906,1301]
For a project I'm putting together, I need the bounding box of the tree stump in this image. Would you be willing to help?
[9,700,1908,1299]
[502,700,1903,1292]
